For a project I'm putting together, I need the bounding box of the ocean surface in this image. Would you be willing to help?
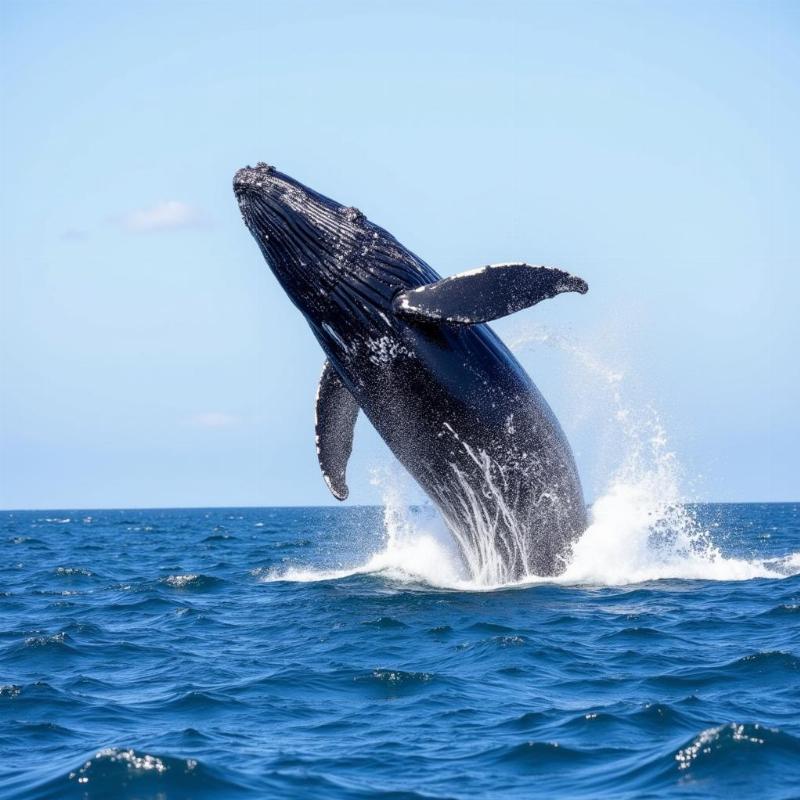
[1,502,799,799]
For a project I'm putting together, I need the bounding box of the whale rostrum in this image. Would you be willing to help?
[234,164,589,581]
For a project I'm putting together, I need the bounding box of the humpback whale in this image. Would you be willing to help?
[234,164,588,581]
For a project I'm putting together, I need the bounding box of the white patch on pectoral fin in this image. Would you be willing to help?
[392,263,588,325]
[315,360,360,500]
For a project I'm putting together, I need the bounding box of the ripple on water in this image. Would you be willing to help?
[353,669,437,696]
[159,689,247,714]
[54,566,94,577]
[647,650,800,690]
[758,603,800,618]
[160,574,224,591]
[427,625,453,635]
[710,651,800,683]
[361,616,409,629]
[600,626,666,641]
[488,740,624,769]
[20,632,77,653]
[467,622,517,634]
[456,633,531,653]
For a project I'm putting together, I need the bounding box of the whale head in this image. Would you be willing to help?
[234,164,364,301]
[233,164,436,353]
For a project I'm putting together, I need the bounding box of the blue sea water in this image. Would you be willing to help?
[1,503,799,799]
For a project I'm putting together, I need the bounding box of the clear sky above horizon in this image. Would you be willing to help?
[1,0,798,509]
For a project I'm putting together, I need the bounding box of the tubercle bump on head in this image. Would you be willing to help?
[343,206,365,224]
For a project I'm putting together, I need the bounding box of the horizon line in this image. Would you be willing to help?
[1,500,798,514]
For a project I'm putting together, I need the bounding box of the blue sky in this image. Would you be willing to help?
[1,0,798,509]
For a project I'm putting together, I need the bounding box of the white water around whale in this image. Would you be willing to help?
[264,325,799,589]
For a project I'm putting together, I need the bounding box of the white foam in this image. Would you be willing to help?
[264,475,793,590]
[560,483,783,584]
[262,469,470,589]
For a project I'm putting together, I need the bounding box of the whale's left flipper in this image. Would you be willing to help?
[315,360,359,501]
[393,263,588,325]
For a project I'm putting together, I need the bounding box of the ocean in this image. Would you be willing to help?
[1,500,799,799]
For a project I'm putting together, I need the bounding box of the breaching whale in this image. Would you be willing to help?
[234,164,588,581]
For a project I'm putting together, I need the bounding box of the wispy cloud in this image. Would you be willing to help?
[186,412,239,428]
[119,200,208,233]
[60,228,89,242]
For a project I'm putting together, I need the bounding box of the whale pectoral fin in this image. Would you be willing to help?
[315,360,359,501]
[392,263,588,324]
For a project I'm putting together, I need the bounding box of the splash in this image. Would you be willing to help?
[434,436,537,585]
[262,469,469,588]
[266,324,797,589]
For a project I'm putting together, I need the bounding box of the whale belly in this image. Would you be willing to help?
[346,322,587,581]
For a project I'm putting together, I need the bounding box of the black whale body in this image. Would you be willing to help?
[234,164,588,581]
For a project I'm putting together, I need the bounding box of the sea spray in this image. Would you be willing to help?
[367,466,468,586]
[265,324,796,588]
[261,469,466,587]
[509,323,786,583]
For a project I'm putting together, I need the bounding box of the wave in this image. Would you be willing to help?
[17,632,78,654]
[672,722,800,776]
[160,573,225,591]
[13,747,248,800]
[468,723,800,794]
[490,740,619,768]
[54,566,94,577]
[362,616,409,629]
[354,668,436,689]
